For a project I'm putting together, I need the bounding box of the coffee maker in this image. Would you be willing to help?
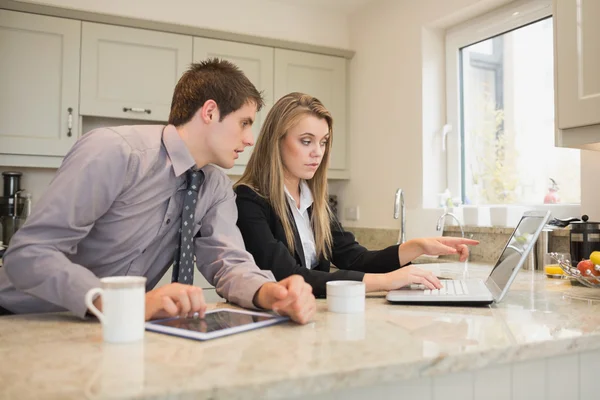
[570,215,600,266]
[0,171,31,247]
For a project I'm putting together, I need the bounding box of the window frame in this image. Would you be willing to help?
[444,0,553,204]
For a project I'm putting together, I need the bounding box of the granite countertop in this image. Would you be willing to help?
[2,262,600,399]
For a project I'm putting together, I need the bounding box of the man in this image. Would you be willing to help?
[0,59,316,323]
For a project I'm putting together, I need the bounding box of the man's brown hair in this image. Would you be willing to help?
[168,58,264,126]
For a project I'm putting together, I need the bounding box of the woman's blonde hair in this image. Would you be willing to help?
[235,92,334,259]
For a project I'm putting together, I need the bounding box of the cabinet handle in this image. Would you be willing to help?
[67,107,73,137]
[123,107,152,115]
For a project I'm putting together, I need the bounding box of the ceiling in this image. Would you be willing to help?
[268,0,379,14]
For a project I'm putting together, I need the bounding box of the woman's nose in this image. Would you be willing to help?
[312,145,323,157]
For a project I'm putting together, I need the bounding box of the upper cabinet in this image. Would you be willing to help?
[0,6,351,175]
[274,49,347,172]
[0,10,80,158]
[554,0,600,147]
[80,23,192,122]
[193,38,274,167]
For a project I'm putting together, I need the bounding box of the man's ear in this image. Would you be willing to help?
[198,99,219,124]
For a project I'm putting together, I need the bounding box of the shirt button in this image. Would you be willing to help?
[142,249,146,254]
[166,218,171,224]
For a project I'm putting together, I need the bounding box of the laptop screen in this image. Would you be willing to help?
[485,211,551,301]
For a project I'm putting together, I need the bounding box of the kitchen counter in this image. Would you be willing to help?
[1,262,600,399]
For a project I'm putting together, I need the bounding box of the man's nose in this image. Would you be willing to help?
[243,130,255,147]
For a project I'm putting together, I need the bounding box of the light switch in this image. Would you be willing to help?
[345,206,360,221]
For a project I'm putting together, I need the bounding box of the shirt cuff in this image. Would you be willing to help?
[218,273,275,310]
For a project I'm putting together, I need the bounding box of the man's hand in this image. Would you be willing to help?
[254,275,316,324]
[144,283,207,321]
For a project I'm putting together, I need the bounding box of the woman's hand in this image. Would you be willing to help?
[398,237,479,265]
[363,265,442,291]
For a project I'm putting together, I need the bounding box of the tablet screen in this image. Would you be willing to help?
[150,310,276,333]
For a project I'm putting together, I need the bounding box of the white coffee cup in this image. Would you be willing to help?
[85,276,147,343]
[326,281,366,314]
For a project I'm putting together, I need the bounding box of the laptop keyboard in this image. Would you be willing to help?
[424,280,470,296]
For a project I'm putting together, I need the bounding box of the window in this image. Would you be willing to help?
[446,0,580,207]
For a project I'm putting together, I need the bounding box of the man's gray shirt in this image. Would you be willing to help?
[0,125,274,317]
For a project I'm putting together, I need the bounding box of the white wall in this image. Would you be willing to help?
[341,0,516,234]
[581,150,600,221]
[421,26,447,210]
[16,0,352,49]
[340,0,594,234]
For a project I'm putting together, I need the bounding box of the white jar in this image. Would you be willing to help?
[326,281,366,313]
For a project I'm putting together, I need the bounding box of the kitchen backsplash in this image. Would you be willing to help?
[345,226,570,263]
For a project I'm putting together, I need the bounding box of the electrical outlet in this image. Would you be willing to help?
[345,206,360,221]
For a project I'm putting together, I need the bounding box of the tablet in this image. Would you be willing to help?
[145,308,289,341]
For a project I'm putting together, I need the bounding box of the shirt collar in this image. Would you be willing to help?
[284,180,314,213]
[162,124,196,178]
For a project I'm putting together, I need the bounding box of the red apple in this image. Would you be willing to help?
[576,259,600,277]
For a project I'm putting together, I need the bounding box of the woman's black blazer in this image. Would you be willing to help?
[235,185,402,297]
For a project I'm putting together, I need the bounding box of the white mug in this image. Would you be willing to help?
[326,281,366,314]
[85,276,147,343]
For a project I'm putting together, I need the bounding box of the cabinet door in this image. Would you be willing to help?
[0,10,80,157]
[555,0,600,129]
[193,38,274,167]
[81,23,192,122]
[274,49,347,171]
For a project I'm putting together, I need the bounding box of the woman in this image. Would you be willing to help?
[234,92,478,297]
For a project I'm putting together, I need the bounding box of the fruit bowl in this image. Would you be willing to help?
[548,252,600,288]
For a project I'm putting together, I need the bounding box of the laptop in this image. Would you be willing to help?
[386,210,551,306]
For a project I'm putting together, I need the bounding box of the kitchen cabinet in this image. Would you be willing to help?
[193,38,274,168]
[274,49,348,175]
[0,5,351,175]
[554,0,600,148]
[80,22,192,122]
[0,10,80,158]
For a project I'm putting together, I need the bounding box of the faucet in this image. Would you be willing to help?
[436,211,465,238]
[393,188,405,244]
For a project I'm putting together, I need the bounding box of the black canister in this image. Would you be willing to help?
[570,215,600,266]
[2,171,22,198]
[1,171,23,217]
